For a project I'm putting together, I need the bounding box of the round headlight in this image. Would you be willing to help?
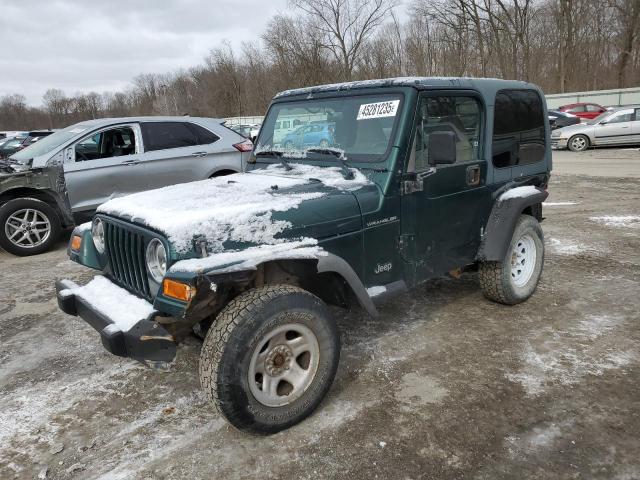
[146,239,167,283]
[91,218,105,254]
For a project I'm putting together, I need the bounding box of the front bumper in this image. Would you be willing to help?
[551,137,568,149]
[56,278,177,369]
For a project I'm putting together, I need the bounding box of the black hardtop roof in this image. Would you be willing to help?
[274,76,539,99]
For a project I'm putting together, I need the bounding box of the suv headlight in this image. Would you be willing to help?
[91,218,105,254]
[146,238,167,283]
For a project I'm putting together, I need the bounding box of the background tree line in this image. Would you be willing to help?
[1,0,638,130]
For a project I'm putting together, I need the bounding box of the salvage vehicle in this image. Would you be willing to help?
[56,78,551,434]
[0,117,251,256]
[551,106,640,151]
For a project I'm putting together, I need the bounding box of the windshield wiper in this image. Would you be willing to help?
[254,149,292,171]
[306,148,355,180]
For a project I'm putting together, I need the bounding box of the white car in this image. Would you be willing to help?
[551,106,640,151]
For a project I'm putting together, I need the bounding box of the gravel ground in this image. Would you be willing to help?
[1,149,639,480]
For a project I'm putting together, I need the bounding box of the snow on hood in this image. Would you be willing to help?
[170,238,326,273]
[97,164,371,253]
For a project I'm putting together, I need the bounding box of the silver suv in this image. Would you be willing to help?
[0,117,251,256]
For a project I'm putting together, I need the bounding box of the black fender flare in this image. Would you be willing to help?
[476,187,548,262]
[317,253,379,317]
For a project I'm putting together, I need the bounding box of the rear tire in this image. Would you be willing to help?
[0,198,61,256]
[479,215,544,305]
[199,285,340,434]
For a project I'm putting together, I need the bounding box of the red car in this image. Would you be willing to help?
[558,102,608,120]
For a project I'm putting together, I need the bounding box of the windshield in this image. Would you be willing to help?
[9,123,92,164]
[255,93,403,162]
[587,111,611,125]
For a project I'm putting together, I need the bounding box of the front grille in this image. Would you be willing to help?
[103,220,151,299]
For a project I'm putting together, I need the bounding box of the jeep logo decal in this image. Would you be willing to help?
[374,262,392,274]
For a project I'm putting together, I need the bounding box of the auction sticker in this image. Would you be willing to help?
[357,100,400,120]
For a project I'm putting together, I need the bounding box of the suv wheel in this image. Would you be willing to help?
[199,284,340,434]
[568,134,589,152]
[0,198,62,256]
[479,215,544,305]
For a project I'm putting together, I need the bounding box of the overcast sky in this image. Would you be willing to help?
[0,0,291,106]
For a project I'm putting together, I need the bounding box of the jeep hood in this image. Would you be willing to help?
[97,164,371,257]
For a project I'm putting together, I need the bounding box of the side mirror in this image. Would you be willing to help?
[427,131,457,166]
[64,147,75,163]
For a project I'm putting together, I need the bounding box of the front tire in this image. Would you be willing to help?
[0,198,61,256]
[479,215,544,305]
[199,285,340,434]
[568,134,589,152]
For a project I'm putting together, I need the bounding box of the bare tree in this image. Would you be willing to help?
[290,0,399,80]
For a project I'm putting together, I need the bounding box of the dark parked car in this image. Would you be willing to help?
[0,117,251,256]
[548,109,581,129]
[58,77,551,434]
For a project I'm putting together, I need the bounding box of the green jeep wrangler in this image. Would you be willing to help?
[56,77,551,434]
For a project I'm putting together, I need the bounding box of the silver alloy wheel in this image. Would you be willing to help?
[570,136,587,151]
[248,323,320,407]
[510,233,537,288]
[4,208,51,249]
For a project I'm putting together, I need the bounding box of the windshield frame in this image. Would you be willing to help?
[253,90,406,165]
[9,123,92,164]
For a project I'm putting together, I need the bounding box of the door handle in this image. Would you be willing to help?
[466,165,481,186]
[121,159,140,165]
[191,151,207,157]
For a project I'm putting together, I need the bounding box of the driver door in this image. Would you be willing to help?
[63,124,145,215]
[400,92,491,284]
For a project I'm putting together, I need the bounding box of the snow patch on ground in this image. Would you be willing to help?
[546,236,595,255]
[499,185,540,201]
[0,362,140,463]
[366,285,387,297]
[506,315,634,396]
[170,239,326,273]
[504,424,563,455]
[590,215,640,228]
[60,276,155,331]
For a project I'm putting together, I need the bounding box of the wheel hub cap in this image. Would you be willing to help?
[5,208,51,249]
[248,322,320,407]
[265,345,293,376]
[510,233,537,288]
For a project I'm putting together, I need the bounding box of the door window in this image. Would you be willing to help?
[586,104,603,112]
[412,96,482,171]
[568,105,586,113]
[74,126,136,161]
[492,90,545,168]
[605,111,633,124]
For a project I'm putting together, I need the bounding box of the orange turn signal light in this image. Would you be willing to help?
[163,279,196,302]
[70,235,82,251]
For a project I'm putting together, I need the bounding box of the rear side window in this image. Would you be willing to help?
[187,123,219,144]
[141,122,199,152]
[492,90,545,168]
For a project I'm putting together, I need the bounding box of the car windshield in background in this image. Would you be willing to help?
[587,112,611,125]
[9,124,91,164]
[256,94,403,162]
